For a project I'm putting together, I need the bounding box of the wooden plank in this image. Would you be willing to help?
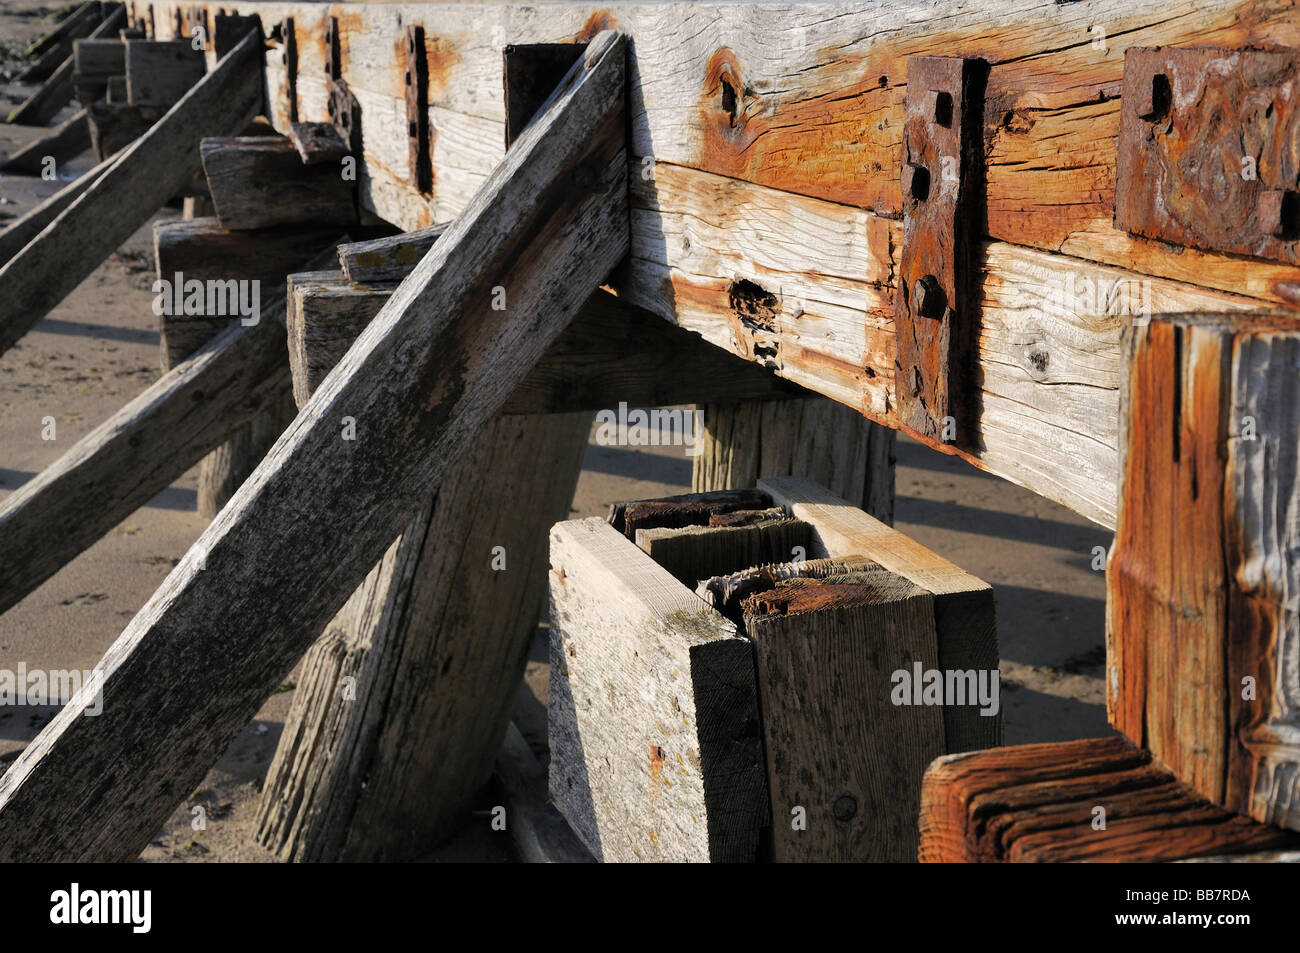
[496,723,595,863]
[0,291,292,617]
[125,39,205,107]
[0,29,628,862]
[634,517,812,588]
[744,567,944,861]
[1107,312,1300,831]
[7,56,76,127]
[154,216,344,370]
[8,6,125,125]
[287,270,797,413]
[0,29,265,357]
[337,224,448,286]
[0,109,91,175]
[547,517,767,862]
[693,398,897,524]
[201,136,357,230]
[761,476,1000,754]
[0,158,112,264]
[287,120,349,165]
[26,3,101,60]
[918,738,1298,862]
[264,245,591,860]
[74,38,126,78]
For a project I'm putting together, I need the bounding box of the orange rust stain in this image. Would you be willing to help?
[573,11,618,43]
[424,34,459,102]
[649,744,665,786]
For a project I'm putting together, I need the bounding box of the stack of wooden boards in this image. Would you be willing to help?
[547,477,1000,861]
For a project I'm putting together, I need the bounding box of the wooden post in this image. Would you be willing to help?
[257,268,591,861]
[0,30,628,862]
[1107,312,1300,831]
[0,28,264,357]
[919,737,1298,862]
[760,476,1001,755]
[201,136,357,231]
[693,398,896,524]
[548,517,768,862]
[154,217,342,517]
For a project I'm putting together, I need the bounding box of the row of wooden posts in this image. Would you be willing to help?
[0,4,1296,862]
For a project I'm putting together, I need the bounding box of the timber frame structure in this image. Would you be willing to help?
[0,0,1298,862]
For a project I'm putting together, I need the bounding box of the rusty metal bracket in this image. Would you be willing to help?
[895,55,988,446]
[279,16,298,123]
[503,43,586,148]
[405,25,432,194]
[1115,46,1300,264]
[324,15,341,81]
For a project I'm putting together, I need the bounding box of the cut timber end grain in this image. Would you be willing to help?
[607,487,772,537]
[288,122,350,166]
[918,737,1299,862]
[634,517,812,588]
[336,224,449,286]
[742,567,943,862]
[124,39,205,108]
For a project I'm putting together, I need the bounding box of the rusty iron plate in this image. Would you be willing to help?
[895,55,987,446]
[405,25,432,194]
[1115,46,1300,264]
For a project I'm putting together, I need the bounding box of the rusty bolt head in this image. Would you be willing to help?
[833,794,858,822]
[903,162,930,201]
[913,275,945,319]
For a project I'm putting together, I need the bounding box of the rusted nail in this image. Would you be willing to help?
[913,275,945,319]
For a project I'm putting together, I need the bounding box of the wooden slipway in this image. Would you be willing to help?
[140,0,1296,529]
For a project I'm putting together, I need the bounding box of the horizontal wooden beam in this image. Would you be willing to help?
[0,29,629,862]
[146,0,1291,527]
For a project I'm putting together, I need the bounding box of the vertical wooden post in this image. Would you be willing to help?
[257,269,590,860]
[693,398,896,523]
[1107,312,1300,831]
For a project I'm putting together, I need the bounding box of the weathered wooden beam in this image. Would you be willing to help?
[266,236,592,860]
[86,99,163,160]
[633,517,811,588]
[155,217,344,370]
[0,291,292,618]
[74,37,126,78]
[0,29,264,357]
[287,120,348,166]
[760,476,1001,755]
[0,109,91,175]
[0,30,628,862]
[743,565,945,861]
[7,6,124,126]
[548,517,767,862]
[25,3,101,61]
[1107,312,1300,831]
[496,723,594,863]
[124,38,205,107]
[693,398,897,524]
[336,225,448,286]
[288,268,797,412]
[175,0,1291,528]
[919,737,1298,862]
[201,136,357,230]
[0,159,112,265]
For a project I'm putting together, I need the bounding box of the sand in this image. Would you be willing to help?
[0,2,1112,862]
